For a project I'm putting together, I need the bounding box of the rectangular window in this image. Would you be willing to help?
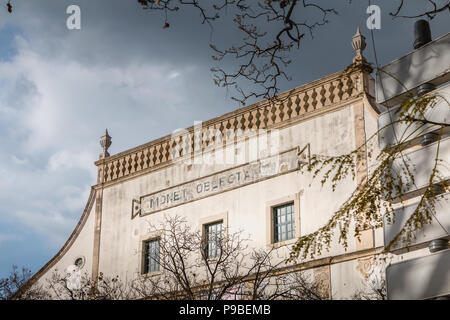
[143,239,160,274]
[204,221,223,259]
[273,203,295,243]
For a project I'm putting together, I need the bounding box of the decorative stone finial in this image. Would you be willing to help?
[99,129,112,159]
[352,27,367,63]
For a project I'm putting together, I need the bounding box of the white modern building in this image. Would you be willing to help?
[376,21,450,300]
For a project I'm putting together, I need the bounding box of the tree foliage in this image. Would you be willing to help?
[134,0,449,104]
[6,216,331,300]
[289,90,450,261]
[0,265,48,300]
[3,1,448,102]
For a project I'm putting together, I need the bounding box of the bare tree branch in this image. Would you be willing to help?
[390,0,450,19]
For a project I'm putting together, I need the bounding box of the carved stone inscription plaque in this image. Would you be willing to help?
[133,148,300,217]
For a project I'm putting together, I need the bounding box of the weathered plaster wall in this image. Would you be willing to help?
[30,91,384,300]
[95,104,364,285]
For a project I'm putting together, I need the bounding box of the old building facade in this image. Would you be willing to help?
[17,27,450,300]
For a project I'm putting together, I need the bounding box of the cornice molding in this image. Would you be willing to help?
[96,68,372,186]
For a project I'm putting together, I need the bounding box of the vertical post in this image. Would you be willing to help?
[414,20,436,96]
[351,28,375,250]
[91,130,111,292]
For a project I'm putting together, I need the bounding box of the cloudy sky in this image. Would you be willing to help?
[0,1,448,279]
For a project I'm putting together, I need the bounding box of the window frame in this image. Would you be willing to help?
[272,202,296,243]
[204,220,224,260]
[265,192,302,248]
[140,235,162,276]
[199,212,228,261]
[73,256,85,269]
